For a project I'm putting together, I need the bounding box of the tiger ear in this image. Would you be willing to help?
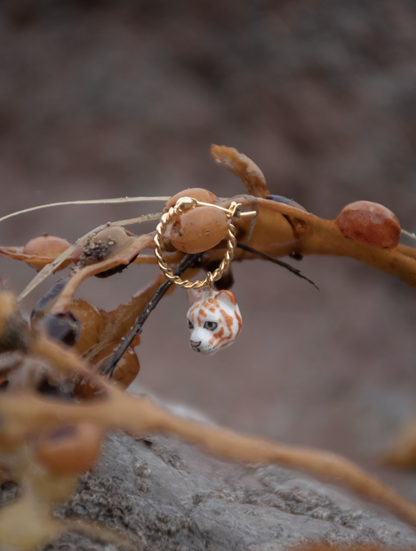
[186,289,199,305]
[186,288,209,305]
[215,290,237,309]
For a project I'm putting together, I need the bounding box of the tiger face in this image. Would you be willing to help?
[186,289,242,356]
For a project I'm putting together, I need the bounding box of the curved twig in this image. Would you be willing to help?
[237,241,319,290]
[99,253,201,377]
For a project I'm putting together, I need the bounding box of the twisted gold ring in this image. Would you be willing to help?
[154,197,246,289]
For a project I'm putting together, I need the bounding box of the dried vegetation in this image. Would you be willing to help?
[0,145,416,549]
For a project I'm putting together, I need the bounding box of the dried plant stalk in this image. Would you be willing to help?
[1,145,416,549]
[0,317,415,530]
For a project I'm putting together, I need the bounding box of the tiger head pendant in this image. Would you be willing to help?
[186,289,242,356]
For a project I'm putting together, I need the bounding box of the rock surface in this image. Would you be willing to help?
[33,432,416,550]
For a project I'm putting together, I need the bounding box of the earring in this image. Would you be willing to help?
[154,196,253,354]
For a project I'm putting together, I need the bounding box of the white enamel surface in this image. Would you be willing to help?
[186,289,242,356]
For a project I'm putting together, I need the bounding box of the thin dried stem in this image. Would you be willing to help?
[18,213,162,302]
[0,197,169,224]
[237,241,319,289]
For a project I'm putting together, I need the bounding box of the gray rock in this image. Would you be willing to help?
[40,432,416,551]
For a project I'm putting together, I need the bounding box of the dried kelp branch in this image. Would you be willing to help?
[16,192,416,297]
[214,195,416,286]
[379,419,416,468]
[50,232,155,313]
[211,144,271,197]
[0,146,416,524]
[15,212,161,301]
[2,163,415,296]
[29,250,198,390]
[1,294,416,533]
[3,364,416,530]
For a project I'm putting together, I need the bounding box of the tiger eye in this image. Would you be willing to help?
[164,188,218,212]
[336,201,401,249]
[22,235,71,271]
[168,206,230,254]
[33,423,102,475]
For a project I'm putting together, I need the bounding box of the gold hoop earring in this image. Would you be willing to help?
[154,197,242,289]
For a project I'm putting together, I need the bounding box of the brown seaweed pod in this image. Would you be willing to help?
[1,170,413,290]
[162,188,226,254]
[209,195,416,287]
[167,206,230,254]
[164,187,219,211]
[336,201,401,249]
[33,423,103,475]
[209,145,415,285]
[51,231,155,313]
[0,235,73,272]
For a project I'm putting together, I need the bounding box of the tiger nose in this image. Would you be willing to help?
[190,340,201,348]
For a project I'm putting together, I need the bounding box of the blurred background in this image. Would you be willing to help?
[1,0,416,500]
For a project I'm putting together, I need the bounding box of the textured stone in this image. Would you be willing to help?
[42,432,416,550]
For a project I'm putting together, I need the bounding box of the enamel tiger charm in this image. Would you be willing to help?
[154,196,253,356]
[186,289,242,356]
